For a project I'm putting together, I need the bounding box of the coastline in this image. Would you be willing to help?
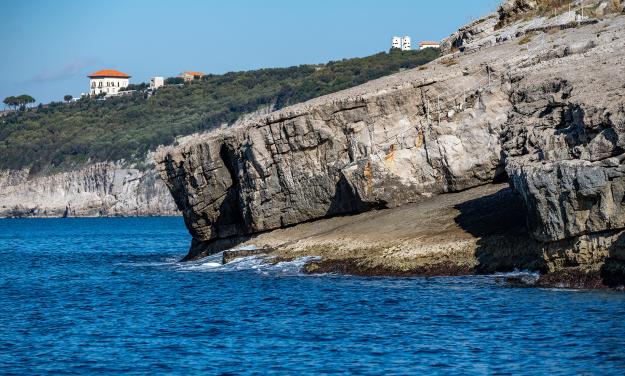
[156,10,625,290]
[207,182,624,290]
[0,211,182,219]
[196,184,544,278]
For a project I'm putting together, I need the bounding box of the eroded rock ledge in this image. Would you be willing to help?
[157,4,625,288]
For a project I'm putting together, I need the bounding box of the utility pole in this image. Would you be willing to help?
[437,94,440,124]
[581,0,584,20]
[569,2,571,19]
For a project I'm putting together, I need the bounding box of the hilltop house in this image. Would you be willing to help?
[150,77,164,90]
[180,71,204,82]
[88,69,130,96]
[391,36,412,51]
[401,36,411,51]
[419,41,441,50]
[391,36,402,49]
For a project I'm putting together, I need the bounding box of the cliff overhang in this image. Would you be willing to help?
[156,2,625,288]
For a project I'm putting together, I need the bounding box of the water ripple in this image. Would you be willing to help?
[1,217,625,375]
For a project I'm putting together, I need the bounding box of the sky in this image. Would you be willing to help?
[1,0,501,104]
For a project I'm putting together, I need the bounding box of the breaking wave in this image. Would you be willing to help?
[122,247,320,276]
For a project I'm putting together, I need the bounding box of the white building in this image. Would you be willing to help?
[419,41,441,50]
[150,76,164,90]
[401,36,411,51]
[88,69,130,96]
[391,36,402,49]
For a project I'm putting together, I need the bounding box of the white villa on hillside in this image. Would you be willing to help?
[88,69,131,96]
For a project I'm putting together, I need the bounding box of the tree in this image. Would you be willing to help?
[119,83,148,92]
[165,77,184,85]
[64,95,73,103]
[3,96,18,110]
[16,95,35,110]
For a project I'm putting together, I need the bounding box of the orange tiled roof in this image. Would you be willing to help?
[419,41,440,46]
[88,69,131,78]
[181,71,204,77]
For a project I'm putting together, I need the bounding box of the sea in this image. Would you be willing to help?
[1,217,625,375]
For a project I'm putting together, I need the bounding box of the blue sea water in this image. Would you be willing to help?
[1,217,625,375]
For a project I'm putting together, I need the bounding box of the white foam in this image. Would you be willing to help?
[232,245,258,251]
[174,254,320,276]
[121,246,319,276]
[492,269,541,285]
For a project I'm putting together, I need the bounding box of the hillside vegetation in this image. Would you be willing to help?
[0,49,439,175]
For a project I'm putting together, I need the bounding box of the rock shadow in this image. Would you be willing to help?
[181,145,249,261]
[454,186,546,273]
[601,232,625,288]
[183,235,254,261]
[326,173,385,217]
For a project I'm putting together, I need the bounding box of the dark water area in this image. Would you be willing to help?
[1,217,625,375]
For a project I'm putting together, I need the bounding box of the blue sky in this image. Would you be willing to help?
[1,0,500,104]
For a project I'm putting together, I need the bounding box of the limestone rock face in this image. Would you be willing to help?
[500,25,625,244]
[158,77,509,243]
[509,159,625,241]
[498,0,538,26]
[0,162,178,217]
[159,13,625,244]
[442,14,499,53]
[158,9,625,284]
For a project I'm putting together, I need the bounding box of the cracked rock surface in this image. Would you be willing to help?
[0,162,177,217]
[157,4,625,286]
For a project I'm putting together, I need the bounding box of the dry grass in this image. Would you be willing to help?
[498,0,623,30]
[518,35,533,45]
[536,0,573,16]
[440,58,458,67]
[582,0,625,19]
[537,0,623,19]
[498,0,574,28]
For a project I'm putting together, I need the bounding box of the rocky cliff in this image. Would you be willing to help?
[0,162,178,217]
[157,1,625,287]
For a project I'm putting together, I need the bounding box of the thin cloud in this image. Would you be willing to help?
[28,58,99,83]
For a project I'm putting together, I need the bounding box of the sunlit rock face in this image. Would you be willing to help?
[0,163,178,217]
[157,5,625,285]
